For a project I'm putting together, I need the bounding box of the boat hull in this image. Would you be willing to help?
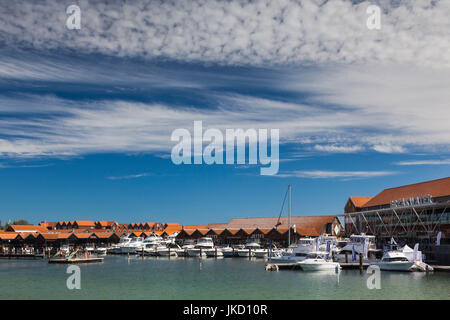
[157,249,177,257]
[186,249,206,257]
[297,261,340,271]
[373,261,414,271]
[205,249,223,257]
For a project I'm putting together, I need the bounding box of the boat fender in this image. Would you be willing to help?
[265,264,279,272]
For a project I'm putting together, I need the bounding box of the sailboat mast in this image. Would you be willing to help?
[288,184,291,247]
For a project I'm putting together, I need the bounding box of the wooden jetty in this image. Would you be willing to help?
[430,265,450,272]
[48,257,104,264]
[339,262,369,270]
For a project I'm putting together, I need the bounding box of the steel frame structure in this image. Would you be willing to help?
[339,202,450,240]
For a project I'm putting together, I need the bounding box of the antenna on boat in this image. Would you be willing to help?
[288,184,291,247]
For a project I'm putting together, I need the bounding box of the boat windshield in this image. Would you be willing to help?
[298,239,314,245]
[197,238,213,243]
[383,257,409,262]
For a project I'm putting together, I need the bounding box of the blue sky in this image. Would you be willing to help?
[0,0,449,225]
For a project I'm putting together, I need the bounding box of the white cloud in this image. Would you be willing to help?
[395,159,450,166]
[0,0,449,68]
[106,173,152,180]
[313,144,364,153]
[276,170,399,179]
[0,61,449,159]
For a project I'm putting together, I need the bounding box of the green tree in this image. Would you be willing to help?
[12,219,31,225]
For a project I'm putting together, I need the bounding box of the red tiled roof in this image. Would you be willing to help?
[363,177,450,208]
[7,225,48,233]
[183,224,208,230]
[207,228,225,235]
[223,228,240,235]
[165,223,180,227]
[74,233,96,239]
[96,221,116,227]
[349,196,373,208]
[0,232,20,240]
[18,232,39,240]
[162,225,182,235]
[94,232,116,239]
[73,220,96,227]
[226,215,337,235]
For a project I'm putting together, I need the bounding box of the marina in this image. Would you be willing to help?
[0,255,449,300]
[1,178,449,299]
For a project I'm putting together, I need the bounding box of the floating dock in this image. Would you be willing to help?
[430,265,450,272]
[48,257,104,264]
[267,262,369,271]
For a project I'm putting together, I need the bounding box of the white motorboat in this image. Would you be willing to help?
[121,236,144,254]
[221,246,234,257]
[187,237,215,257]
[140,243,159,256]
[270,238,316,263]
[335,234,378,262]
[253,248,269,258]
[204,248,223,257]
[296,252,341,271]
[93,246,107,255]
[109,235,131,254]
[157,244,181,257]
[371,251,414,271]
[177,240,196,257]
[236,239,261,257]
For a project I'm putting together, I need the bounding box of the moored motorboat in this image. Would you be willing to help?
[270,238,316,263]
[121,236,144,254]
[204,248,223,257]
[236,239,261,257]
[187,237,214,257]
[371,251,414,271]
[296,252,341,271]
[93,246,107,255]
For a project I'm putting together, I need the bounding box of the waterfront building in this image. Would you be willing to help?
[343,177,450,264]
[176,216,342,246]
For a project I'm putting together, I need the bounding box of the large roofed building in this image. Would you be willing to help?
[344,177,450,244]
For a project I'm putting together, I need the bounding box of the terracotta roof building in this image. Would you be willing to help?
[362,177,450,210]
[343,177,450,258]
[345,197,373,213]
[5,225,49,233]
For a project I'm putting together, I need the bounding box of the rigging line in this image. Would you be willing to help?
[276,186,289,228]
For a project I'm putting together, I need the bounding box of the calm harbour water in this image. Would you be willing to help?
[1,256,449,299]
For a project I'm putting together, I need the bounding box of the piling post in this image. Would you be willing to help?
[232,247,235,257]
[168,246,171,258]
[359,253,363,271]
[215,247,217,258]
[248,248,251,260]
[345,252,349,263]
[200,247,202,258]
